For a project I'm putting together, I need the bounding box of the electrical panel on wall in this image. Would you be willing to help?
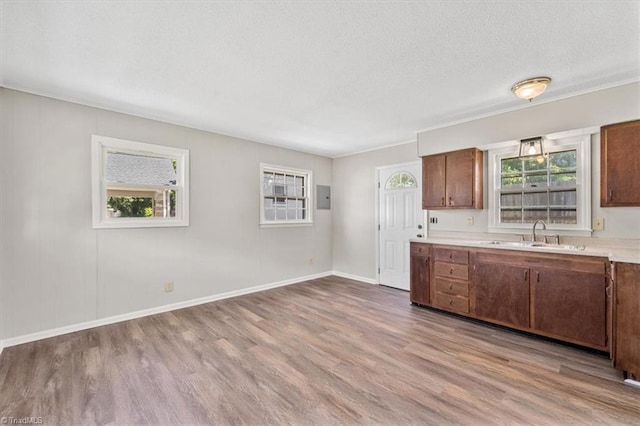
[317,185,331,210]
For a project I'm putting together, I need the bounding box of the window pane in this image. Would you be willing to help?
[501,157,522,174]
[107,189,176,218]
[264,198,274,209]
[550,209,577,224]
[500,209,522,223]
[523,209,547,222]
[263,173,274,196]
[550,190,576,207]
[264,209,275,221]
[523,192,548,207]
[500,193,522,208]
[106,151,177,186]
[501,176,523,189]
[276,209,286,221]
[549,150,576,169]
[524,172,547,187]
[385,172,417,189]
[524,156,547,171]
[550,172,576,187]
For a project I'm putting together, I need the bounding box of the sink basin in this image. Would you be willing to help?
[480,241,585,251]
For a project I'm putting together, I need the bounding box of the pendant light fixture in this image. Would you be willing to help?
[519,136,544,158]
[511,77,552,101]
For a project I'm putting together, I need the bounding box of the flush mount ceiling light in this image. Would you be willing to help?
[519,136,544,158]
[511,77,552,101]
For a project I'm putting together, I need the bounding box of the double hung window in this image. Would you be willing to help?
[260,164,312,226]
[92,135,189,228]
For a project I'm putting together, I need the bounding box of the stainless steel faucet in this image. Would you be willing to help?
[531,220,547,242]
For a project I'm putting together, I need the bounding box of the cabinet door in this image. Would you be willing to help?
[422,154,446,209]
[410,255,430,305]
[601,120,640,206]
[445,149,475,207]
[532,268,606,348]
[475,262,530,328]
[614,263,640,377]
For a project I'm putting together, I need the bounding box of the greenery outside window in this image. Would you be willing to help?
[488,129,593,235]
[92,135,189,228]
[260,163,312,226]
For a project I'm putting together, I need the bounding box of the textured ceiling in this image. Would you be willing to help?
[2,1,639,157]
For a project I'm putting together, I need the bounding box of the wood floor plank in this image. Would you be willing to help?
[1,276,639,425]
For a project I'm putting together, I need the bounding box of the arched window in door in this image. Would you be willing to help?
[385,171,417,189]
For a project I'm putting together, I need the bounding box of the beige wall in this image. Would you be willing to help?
[0,88,333,341]
[332,143,420,280]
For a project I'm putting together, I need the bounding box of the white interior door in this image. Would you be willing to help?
[378,162,423,290]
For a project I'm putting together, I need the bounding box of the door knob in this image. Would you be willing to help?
[416,234,423,238]
[418,224,423,229]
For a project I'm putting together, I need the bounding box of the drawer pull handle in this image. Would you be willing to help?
[449,268,454,274]
[441,197,445,206]
[449,253,453,259]
[524,270,528,281]
[449,299,454,305]
[448,283,453,290]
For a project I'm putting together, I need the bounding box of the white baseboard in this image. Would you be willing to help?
[332,270,378,285]
[624,378,640,388]
[0,271,333,349]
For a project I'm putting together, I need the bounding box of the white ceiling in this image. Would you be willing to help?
[2,1,639,157]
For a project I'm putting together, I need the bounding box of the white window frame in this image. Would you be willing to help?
[260,163,313,227]
[488,127,595,236]
[91,135,189,229]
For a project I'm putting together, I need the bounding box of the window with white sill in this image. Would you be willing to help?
[91,135,189,229]
[488,129,593,235]
[260,163,312,226]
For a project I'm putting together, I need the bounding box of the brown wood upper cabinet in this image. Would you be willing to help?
[422,148,483,210]
[601,119,640,206]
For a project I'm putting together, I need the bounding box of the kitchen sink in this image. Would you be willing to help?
[480,240,585,251]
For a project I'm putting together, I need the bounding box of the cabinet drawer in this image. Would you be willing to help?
[435,278,469,297]
[434,262,469,281]
[410,243,430,256]
[434,292,469,314]
[434,247,469,264]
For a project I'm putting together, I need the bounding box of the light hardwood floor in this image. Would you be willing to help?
[0,276,638,425]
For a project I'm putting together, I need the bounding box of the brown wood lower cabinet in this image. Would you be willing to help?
[475,262,530,328]
[410,243,611,353]
[410,243,430,305]
[532,268,607,348]
[614,262,640,379]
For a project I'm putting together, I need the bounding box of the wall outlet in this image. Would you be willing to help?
[429,217,438,224]
[593,217,604,231]
[466,216,474,226]
[164,281,174,292]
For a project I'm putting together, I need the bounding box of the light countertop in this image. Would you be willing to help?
[410,237,640,264]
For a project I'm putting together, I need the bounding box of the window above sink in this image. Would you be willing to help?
[487,127,596,236]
